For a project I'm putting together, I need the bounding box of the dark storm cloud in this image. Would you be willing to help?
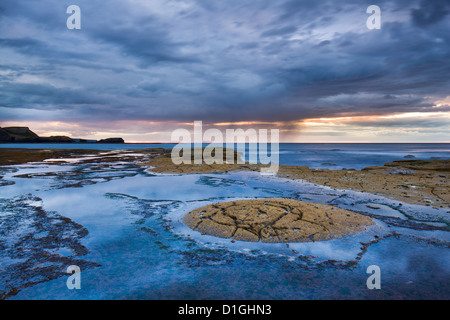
[261,25,297,37]
[87,10,200,66]
[0,0,449,125]
[0,82,104,107]
[411,0,450,27]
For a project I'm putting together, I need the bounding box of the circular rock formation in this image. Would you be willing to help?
[183,199,375,243]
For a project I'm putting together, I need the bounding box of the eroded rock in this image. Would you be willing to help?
[183,199,375,243]
[0,195,99,299]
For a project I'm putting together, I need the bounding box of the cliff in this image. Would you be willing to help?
[0,128,12,142]
[36,136,74,143]
[96,138,125,144]
[0,127,39,142]
[0,127,124,144]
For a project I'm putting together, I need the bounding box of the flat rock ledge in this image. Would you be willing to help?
[183,199,375,243]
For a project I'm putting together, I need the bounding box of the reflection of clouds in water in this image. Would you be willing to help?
[360,236,450,287]
[195,175,246,188]
[2,161,449,299]
[406,253,449,282]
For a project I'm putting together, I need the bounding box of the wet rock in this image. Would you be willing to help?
[0,195,99,299]
[183,198,374,243]
[277,160,450,209]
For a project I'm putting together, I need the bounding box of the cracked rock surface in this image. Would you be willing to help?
[183,198,375,243]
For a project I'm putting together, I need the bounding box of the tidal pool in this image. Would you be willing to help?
[0,155,449,300]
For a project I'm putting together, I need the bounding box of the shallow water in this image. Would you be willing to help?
[2,142,449,170]
[0,153,449,300]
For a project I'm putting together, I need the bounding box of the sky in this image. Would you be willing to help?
[0,0,449,142]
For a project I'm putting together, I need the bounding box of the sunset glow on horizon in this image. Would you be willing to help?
[2,108,449,143]
[1,0,450,143]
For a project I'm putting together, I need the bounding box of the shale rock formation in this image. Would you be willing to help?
[183,198,375,243]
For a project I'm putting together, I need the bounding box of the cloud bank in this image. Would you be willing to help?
[0,0,449,141]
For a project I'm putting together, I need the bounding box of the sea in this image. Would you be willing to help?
[1,142,449,169]
[0,142,449,300]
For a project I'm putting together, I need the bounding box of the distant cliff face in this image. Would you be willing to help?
[96,138,125,144]
[36,136,74,143]
[0,127,39,142]
[0,127,125,143]
[0,128,11,142]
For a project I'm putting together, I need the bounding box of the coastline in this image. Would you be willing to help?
[1,147,448,210]
[141,149,449,210]
[1,146,449,300]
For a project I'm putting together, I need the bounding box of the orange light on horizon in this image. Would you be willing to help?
[2,110,449,143]
[300,111,450,126]
[212,121,282,126]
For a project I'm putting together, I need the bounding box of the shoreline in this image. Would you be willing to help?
[0,146,449,300]
[140,149,449,210]
[0,147,448,210]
